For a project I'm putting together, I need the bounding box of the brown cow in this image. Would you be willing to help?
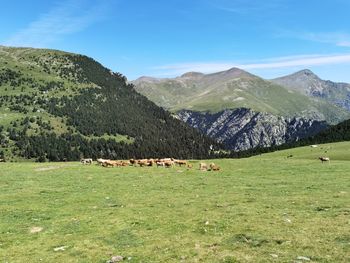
[156,161,165,167]
[164,161,174,168]
[147,159,155,166]
[209,163,220,171]
[199,162,208,171]
[121,160,130,166]
[102,160,117,167]
[129,159,137,166]
[138,159,150,167]
[174,159,187,167]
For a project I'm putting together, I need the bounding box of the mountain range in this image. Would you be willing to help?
[133,68,350,150]
[133,68,349,124]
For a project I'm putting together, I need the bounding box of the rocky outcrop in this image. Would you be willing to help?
[177,108,328,151]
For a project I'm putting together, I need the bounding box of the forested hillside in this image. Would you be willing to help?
[0,47,219,161]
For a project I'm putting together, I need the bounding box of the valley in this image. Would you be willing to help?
[1,1,350,263]
[1,142,349,262]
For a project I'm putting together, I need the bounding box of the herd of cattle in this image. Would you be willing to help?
[80,158,221,171]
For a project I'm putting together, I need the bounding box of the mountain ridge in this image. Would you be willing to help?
[272,69,350,111]
[133,67,350,124]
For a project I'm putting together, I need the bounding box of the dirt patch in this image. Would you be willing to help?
[30,226,43,233]
[35,166,60,172]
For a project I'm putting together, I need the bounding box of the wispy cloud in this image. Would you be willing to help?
[4,0,111,47]
[152,54,350,76]
[303,32,350,47]
[277,31,350,47]
[212,0,285,15]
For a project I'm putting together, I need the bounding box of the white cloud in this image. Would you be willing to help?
[152,54,350,76]
[4,0,110,47]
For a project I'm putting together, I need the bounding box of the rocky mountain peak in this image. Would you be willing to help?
[293,69,319,79]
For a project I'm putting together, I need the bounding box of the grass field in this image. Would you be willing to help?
[0,142,349,262]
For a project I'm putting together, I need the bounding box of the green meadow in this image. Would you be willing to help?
[0,142,349,262]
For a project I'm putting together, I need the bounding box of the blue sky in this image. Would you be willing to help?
[2,0,350,82]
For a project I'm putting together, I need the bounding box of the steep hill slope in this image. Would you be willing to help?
[133,68,350,124]
[177,108,328,151]
[272,69,350,111]
[228,117,350,159]
[0,46,219,161]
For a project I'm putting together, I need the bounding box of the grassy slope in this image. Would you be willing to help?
[1,142,349,262]
[134,73,350,124]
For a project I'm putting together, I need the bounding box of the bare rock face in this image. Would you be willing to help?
[177,108,328,151]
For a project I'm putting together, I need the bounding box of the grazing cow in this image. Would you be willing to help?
[319,157,330,163]
[164,161,174,168]
[81,158,93,165]
[97,158,110,166]
[187,163,193,169]
[156,161,165,167]
[147,159,155,166]
[102,160,121,167]
[129,159,137,166]
[160,158,173,162]
[174,159,187,167]
[199,162,208,171]
[138,159,150,167]
[121,160,130,166]
[209,163,220,171]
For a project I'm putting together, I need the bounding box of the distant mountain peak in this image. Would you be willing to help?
[272,69,350,112]
[227,67,245,72]
[180,72,204,78]
[223,67,247,74]
[293,69,318,78]
[133,76,160,84]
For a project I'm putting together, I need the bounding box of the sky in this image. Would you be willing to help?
[1,0,350,82]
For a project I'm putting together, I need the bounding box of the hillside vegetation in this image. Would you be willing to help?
[0,142,349,262]
[0,46,219,161]
[133,68,350,124]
